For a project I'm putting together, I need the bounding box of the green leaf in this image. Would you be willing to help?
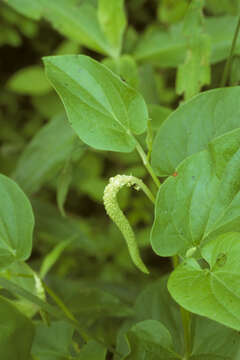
[134,276,183,353]
[190,316,240,359]
[168,232,240,331]
[77,340,107,360]
[158,0,189,24]
[134,16,240,68]
[103,55,139,89]
[98,0,126,56]
[43,55,148,152]
[40,240,71,279]
[7,65,51,95]
[0,174,34,270]
[13,114,84,194]
[57,158,73,217]
[151,126,240,256]
[31,321,74,360]
[125,320,180,359]
[148,104,172,131]
[1,261,44,317]
[176,0,211,99]
[4,0,43,20]
[40,0,115,57]
[0,295,34,360]
[152,87,240,176]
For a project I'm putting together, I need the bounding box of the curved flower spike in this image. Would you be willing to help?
[103,174,154,274]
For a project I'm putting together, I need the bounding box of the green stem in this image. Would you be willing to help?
[172,256,191,359]
[135,140,161,188]
[220,16,240,87]
[134,136,192,358]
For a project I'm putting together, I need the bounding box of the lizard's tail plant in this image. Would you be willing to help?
[103,174,155,274]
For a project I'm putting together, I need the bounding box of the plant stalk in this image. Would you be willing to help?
[135,137,192,358]
[135,140,161,188]
[220,16,240,87]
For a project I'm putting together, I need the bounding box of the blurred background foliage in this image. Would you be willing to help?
[1,0,240,358]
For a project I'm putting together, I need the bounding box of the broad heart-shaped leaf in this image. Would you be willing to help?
[0,174,34,270]
[0,295,35,360]
[152,87,240,176]
[168,232,240,331]
[31,321,74,360]
[13,114,84,194]
[125,320,180,360]
[134,16,240,68]
[151,127,240,256]
[43,55,148,153]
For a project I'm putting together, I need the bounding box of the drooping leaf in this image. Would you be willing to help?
[43,55,148,153]
[77,340,107,360]
[168,232,240,331]
[0,295,35,360]
[152,87,240,176]
[13,114,84,194]
[0,174,34,270]
[125,320,180,360]
[98,0,126,56]
[1,261,43,317]
[31,321,74,360]
[7,65,51,95]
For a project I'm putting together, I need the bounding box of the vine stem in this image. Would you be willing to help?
[134,139,192,359]
[134,139,161,188]
[220,16,240,87]
[172,256,191,359]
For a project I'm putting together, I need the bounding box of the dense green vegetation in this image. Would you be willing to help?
[1,0,240,359]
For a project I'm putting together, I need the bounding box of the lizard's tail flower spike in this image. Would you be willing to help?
[103,174,154,274]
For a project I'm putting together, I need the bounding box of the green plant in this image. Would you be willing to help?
[2,0,240,359]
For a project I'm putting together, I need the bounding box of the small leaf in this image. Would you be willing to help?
[168,232,240,331]
[0,174,34,270]
[31,321,74,360]
[40,240,71,279]
[98,0,126,55]
[7,65,51,95]
[77,340,107,360]
[43,55,148,153]
[0,295,34,360]
[126,320,180,359]
[13,114,84,194]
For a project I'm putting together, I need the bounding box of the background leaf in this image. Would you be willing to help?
[0,295,34,360]
[98,0,126,56]
[0,174,34,269]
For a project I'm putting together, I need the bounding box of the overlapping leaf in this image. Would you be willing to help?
[168,233,240,331]
[151,127,240,256]
[151,87,240,176]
